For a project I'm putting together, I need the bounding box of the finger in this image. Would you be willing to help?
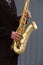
[15,32,22,39]
[13,36,21,41]
[27,11,32,18]
[14,33,22,40]
[15,32,22,36]
[28,11,31,14]
[28,14,32,18]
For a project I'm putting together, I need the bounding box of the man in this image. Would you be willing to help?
[0,0,31,65]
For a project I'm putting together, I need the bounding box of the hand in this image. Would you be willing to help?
[11,31,22,41]
[27,11,32,18]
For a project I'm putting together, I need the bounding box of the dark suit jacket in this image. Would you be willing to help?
[0,0,19,38]
[0,0,19,58]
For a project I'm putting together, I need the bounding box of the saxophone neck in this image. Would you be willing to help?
[25,0,30,8]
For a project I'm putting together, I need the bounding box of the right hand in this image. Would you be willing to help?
[11,31,22,41]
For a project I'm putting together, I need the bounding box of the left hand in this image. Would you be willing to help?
[27,11,32,18]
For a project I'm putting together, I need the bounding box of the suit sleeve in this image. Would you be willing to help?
[0,26,11,39]
[0,16,20,39]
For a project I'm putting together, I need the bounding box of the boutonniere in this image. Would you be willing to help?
[6,0,11,5]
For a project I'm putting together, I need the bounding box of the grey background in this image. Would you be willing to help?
[15,0,43,65]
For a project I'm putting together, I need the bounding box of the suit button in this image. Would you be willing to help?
[0,2,3,5]
[11,12,13,15]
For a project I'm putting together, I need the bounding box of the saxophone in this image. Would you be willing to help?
[11,0,38,54]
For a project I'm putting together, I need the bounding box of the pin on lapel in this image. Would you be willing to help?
[6,0,11,5]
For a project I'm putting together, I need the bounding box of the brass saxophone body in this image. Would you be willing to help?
[11,0,38,54]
